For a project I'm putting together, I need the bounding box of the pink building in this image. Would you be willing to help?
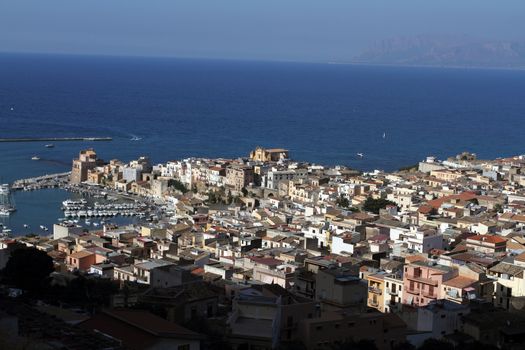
[402,261,457,307]
[68,250,96,271]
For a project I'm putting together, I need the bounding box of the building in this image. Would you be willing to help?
[297,311,406,350]
[226,166,254,191]
[466,234,507,254]
[228,285,318,349]
[70,149,102,184]
[80,309,202,350]
[402,261,457,307]
[368,273,386,312]
[250,147,289,162]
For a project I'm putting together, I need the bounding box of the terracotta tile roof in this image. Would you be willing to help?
[249,256,283,266]
[69,250,95,259]
[427,191,478,209]
[405,255,426,263]
[467,234,507,244]
[80,309,202,350]
[443,275,477,289]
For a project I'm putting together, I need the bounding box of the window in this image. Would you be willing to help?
[316,326,323,331]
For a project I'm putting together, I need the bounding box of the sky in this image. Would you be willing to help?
[1,0,524,62]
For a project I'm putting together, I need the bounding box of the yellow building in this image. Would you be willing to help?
[367,273,386,312]
[249,147,289,162]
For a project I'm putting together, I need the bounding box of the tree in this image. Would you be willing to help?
[168,179,189,193]
[2,248,54,292]
[241,187,249,197]
[336,194,350,208]
[362,197,398,214]
[494,203,503,213]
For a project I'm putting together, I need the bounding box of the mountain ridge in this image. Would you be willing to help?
[352,35,525,68]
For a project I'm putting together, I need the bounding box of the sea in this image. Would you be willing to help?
[1,52,525,235]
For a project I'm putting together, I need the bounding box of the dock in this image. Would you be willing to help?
[11,172,71,191]
[0,137,112,143]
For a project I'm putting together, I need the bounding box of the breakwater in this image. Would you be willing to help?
[11,172,71,191]
[0,137,112,143]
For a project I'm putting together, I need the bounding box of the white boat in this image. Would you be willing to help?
[45,144,55,148]
[39,225,45,230]
[0,184,9,194]
[0,208,10,216]
[130,135,143,141]
[23,224,29,228]
[357,153,364,158]
[383,132,386,139]
[31,156,40,161]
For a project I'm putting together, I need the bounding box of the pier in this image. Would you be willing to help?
[11,172,71,191]
[0,137,112,143]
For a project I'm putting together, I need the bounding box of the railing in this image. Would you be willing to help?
[368,286,382,295]
[422,290,437,298]
[406,288,420,295]
[386,288,398,296]
[368,299,379,307]
[406,274,439,286]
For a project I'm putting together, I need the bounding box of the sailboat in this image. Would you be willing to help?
[0,184,16,215]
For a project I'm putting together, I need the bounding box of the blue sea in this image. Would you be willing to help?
[1,52,525,234]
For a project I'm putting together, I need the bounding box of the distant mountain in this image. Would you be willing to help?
[353,35,525,68]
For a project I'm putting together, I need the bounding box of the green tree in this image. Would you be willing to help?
[2,248,54,292]
[336,194,350,208]
[362,197,398,214]
[168,179,189,193]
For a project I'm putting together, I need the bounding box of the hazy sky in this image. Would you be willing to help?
[1,0,524,62]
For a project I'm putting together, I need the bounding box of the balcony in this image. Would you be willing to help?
[368,286,382,295]
[422,290,437,299]
[406,274,439,286]
[368,299,379,307]
[386,288,398,296]
[406,288,420,295]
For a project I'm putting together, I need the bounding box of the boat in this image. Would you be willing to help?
[23,224,29,228]
[357,153,364,158]
[45,144,55,148]
[0,184,9,194]
[40,225,45,230]
[31,156,40,161]
[0,208,10,216]
[383,132,386,139]
[130,135,143,141]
